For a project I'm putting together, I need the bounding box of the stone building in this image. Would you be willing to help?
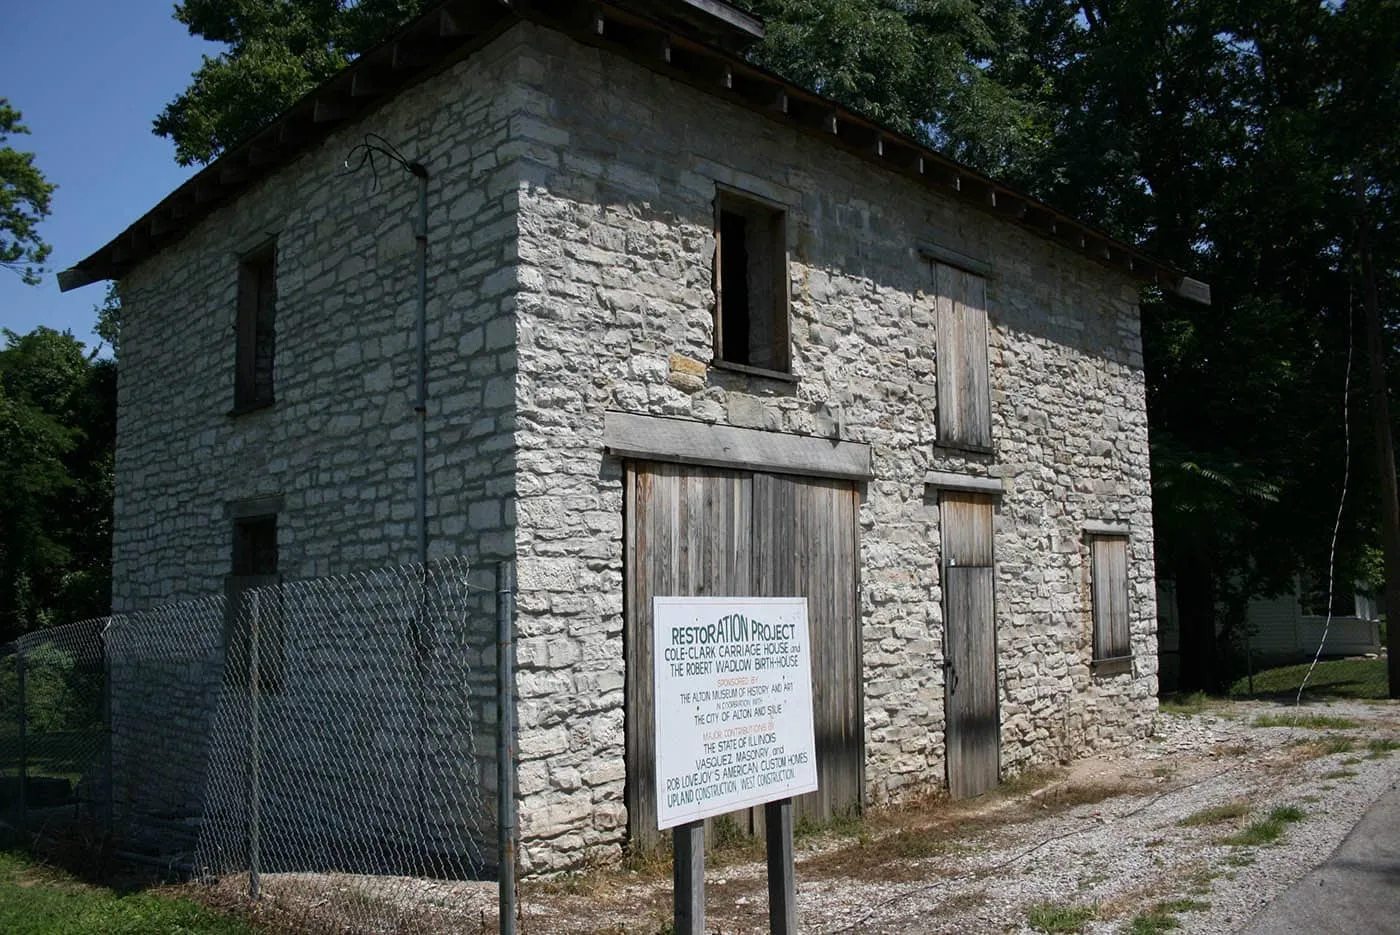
[62,0,1208,873]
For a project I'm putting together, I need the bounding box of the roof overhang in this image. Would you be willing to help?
[59,0,1209,306]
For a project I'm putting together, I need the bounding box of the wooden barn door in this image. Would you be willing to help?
[940,492,999,798]
[625,462,861,846]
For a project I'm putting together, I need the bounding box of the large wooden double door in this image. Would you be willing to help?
[623,462,862,847]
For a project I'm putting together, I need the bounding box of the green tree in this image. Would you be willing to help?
[155,0,430,166]
[0,329,115,643]
[0,99,55,285]
[745,0,1043,175]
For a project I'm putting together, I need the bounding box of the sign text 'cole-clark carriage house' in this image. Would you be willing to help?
[62,0,1209,872]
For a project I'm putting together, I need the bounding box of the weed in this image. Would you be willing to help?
[1366,738,1400,758]
[794,806,864,841]
[1253,714,1359,730]
[1124,897,1209,934]
[1177,802,1250,827]
[1026,900,1097,933]
[1220,805,1306,846]
[1323,769,1359,780]
[1223,853,1256,867]
[1125,909,1180,934]
[1289,735,1356,758]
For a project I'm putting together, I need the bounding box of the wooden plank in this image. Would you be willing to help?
[924,471,1003,497]
[604,411,873,481]
[917,241,991,278]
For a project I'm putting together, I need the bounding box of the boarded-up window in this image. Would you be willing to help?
[714,190,789,373]
[935,264,991,450]
[225,514,283,692]
[1090,535,1131,669]
[234,244,277,412]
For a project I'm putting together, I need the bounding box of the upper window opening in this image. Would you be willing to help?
[234,243,277,412]
[715,191,789,373]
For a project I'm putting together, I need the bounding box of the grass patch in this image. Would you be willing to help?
[0,851,255,935]
[1289,735,1355,759]
[1026,900,1097,933]
[1366,738,1400,758]
[1159,691,1214,715]
[793,806,864,841]
[1177,802,1250,827]
[1253,713,1360,730]
[1229,659,1388,700]
[1220,805,1306,847]
[1125,899,1210,935]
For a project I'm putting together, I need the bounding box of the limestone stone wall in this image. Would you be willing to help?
[507,24,1157,871]
[107,30,534,864]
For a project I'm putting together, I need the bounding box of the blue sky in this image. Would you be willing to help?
[0,1,218,352]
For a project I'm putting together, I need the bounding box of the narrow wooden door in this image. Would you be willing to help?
[940,492,999,798]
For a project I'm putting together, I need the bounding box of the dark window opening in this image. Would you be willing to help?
[234,244,276,412]
[226,513,283,692]
[715,193,788,373]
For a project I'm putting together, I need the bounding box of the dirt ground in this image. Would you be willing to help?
[513,697,1400,934]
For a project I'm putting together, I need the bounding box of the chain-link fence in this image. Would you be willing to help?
[0,619,108,844]
[0,556,516,934]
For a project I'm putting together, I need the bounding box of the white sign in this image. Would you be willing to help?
[653,596,818,830]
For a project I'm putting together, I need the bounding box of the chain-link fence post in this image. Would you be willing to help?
[16,647,27,838]
[497,558,517,935]
[249,589,263,902]
[102,622,114,836]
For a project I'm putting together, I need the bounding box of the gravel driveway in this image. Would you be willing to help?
[521,698,1400,934]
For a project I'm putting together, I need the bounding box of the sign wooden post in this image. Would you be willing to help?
[765,798,795,934]
[673,821,706,935]
[653,597,816,935]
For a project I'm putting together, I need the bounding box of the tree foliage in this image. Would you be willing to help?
[0,100,55,285]
[0,329,115,643]
[155,0,430,166]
